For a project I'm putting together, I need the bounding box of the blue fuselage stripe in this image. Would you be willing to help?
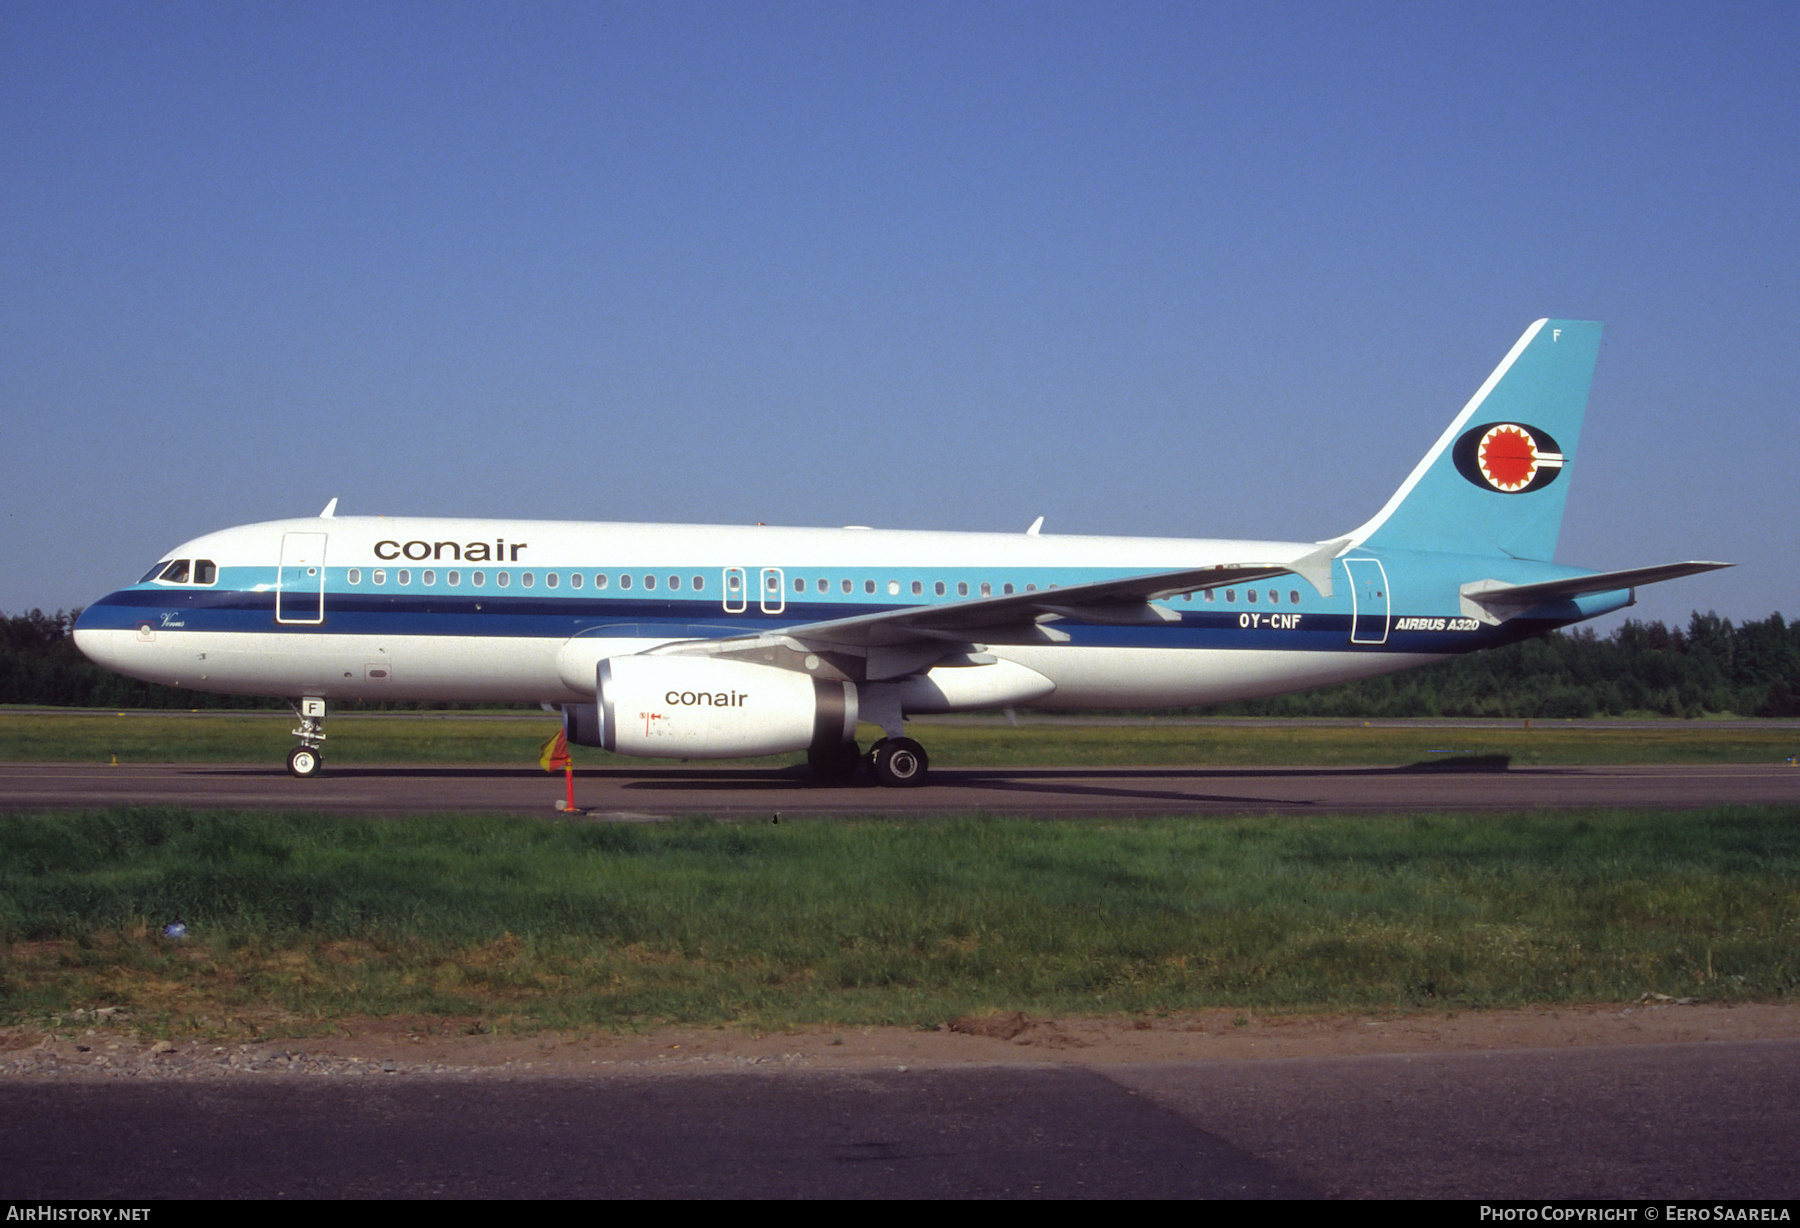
[81,587,1567,653]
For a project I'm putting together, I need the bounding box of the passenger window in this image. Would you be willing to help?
[842,579,852,594]
[980,583,991,597]
[1247,589,1257,603]
[373,569,386,585]
[692,576,704,590]
[1205,589,1215,602]
[422,570,435,586]
[888,581,899,595]
[1225,590,1235,602]
[1026,584,1037,592]
[348,568,362,585]
[934,581,946,596]
[498,572,510,587]
[1003,583,1014,595]
[865,580,876,594]
[1290,590,1300,604]
[448,570,460,586]
[472,571,484,586]
[595,574,607,589]
[669,575,680,590]
[957,582,969,597]
[1181,592,1191,602]
[161,560,191,584]
[794,577,805,592]
[911,581,923,595]
[522,573,534,588]
[1268,589,1278,603]
[620,574,631,589]
[644,575,656,590]
[194,560,217,585]
[570,574,581,589]
[398,569,411,585]
[817,579,827,593]
[546,573,557,588]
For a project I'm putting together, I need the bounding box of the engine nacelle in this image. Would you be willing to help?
[563,701,605,748]
[565,655,857,759]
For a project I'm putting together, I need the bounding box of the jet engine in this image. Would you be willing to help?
[563,655,857,759]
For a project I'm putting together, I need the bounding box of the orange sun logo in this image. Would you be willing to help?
[1453,421,1565,493]
[1477,425,1539,491]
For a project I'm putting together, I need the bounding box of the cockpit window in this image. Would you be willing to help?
[146,558,216,585]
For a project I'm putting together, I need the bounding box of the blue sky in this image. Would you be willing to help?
[3,1,1795,630]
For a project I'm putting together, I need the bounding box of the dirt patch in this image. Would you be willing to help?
[5,1000,1798,1080]
[948,1010,1032,1040]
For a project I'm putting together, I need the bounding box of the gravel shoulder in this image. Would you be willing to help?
[5,1000,1797,1080]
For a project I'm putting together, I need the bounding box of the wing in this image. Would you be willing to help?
[768,560,1309,649]
[645,539,1346,678]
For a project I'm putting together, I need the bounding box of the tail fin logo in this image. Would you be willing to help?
[1453,422,1565,494]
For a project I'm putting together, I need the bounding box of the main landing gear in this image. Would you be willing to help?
[287,697,326,778]
[805,736,932,787]
[867,737,929,788]
[806,740,864,782]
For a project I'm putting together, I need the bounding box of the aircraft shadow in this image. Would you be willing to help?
[198,757,1512,808]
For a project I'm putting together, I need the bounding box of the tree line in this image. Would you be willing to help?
[4,607,1798,718]
[1205,611,1800,719]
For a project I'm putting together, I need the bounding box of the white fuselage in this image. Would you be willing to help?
[74,515,1456,710]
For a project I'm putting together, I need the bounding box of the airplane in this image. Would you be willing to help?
[73,319,1729,786]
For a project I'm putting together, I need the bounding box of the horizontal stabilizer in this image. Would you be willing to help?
[1460,561,1734,625]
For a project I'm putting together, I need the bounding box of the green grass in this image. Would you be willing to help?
[3,710,1797,767]
[3,806,1796,1038]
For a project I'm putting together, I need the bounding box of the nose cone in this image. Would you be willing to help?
[73,602,100,649]
[73,597,136,672]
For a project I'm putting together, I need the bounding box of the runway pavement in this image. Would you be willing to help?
[2,1040,1795,1198]
[1,760,1796,816]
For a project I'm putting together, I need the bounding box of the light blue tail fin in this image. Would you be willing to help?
[1348,319,1602,561]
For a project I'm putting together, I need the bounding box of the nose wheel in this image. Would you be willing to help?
[287,745,322,777]
[869,737,929,787]
[287,696,327,778]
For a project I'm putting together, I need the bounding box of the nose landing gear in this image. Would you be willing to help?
[287,697,327,777]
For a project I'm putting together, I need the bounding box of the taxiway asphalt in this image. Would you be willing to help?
[3,1040,1795,1198]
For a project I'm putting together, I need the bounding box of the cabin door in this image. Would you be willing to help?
[276,532,328,625]
[1344,558,1390,645]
